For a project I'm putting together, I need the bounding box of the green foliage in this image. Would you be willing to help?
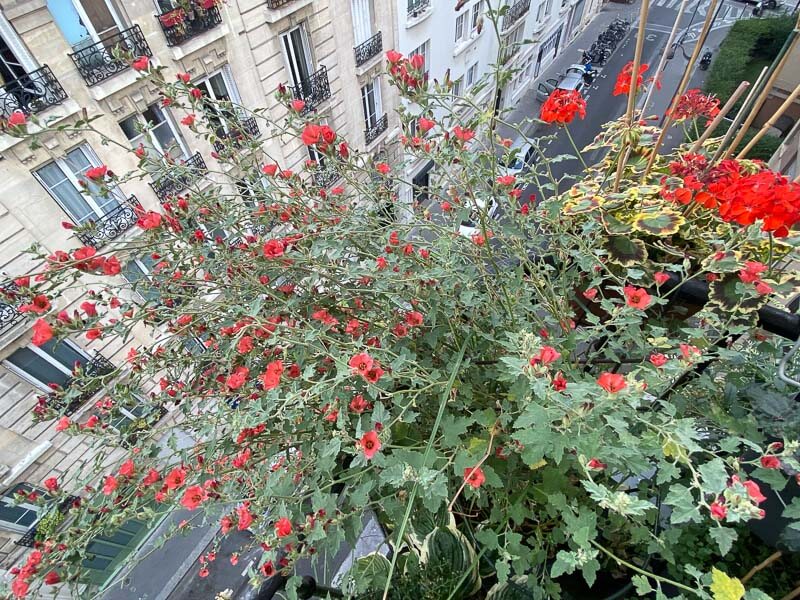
[34,509,65,542]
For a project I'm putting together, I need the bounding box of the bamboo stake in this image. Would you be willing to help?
[724,13,800,158]
[612,0,651,191]
[689,81,749,152]
[710,67,768,165]
[641,0,720,180]
[642,0,690,116]
[737,81,800,158]
[741,551,782,584]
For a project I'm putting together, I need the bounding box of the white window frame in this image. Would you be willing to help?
[545,0,553,16]
[0,483,43,534]
[361,77,383,130]
[471,3,480,33]
[280,24,315,89]
[455,11,467,43]
[2,339,91,392]
[452,76,463,97]
[33,145,126,225]
[536,2,546,21]
[70,0,127,42]
[120,103,190,160]
[0,13,38,74]
[466,63,478,87]
[351,0,373,45]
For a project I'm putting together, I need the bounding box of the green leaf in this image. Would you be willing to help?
[751,467,787,491]
[550,550,578,578]
[745,590,774,600]
[605,235,647,267]
[699,458,729,493]
[632,574,653,595]
[783,497,800,519]
[710,527,738,556]
[348,552,391,593]
[710,568,745,600]
[631,209,685,236]
[664,485,701,524]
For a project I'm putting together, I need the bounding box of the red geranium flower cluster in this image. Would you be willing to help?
[669,89,720,124]
[612,61,649,96]
[386,50,426,91]
[539,89,586,125]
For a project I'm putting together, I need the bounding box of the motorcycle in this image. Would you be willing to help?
[699,51,712,70]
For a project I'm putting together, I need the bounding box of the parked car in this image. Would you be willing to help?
[500,138,536,179]
[535,65,587,102]
[732,0,777,6]
[458,196,499,239]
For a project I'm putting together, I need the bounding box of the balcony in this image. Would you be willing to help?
[157,2,223,47]
[354,32,383,67]
[69,25,152,87]
[150,151,207,202]
[290,66,331,114]
[0,66,67,120]
[15,494,80,548]
[408,0,432,19]
[212,116,261,153]
[501,0,532,31]
[365,113,388,145]
[266,0,296,6]
[0,279,24,336]
[75,196,141,249]
[32,351,117,420]
[313,167,340,189]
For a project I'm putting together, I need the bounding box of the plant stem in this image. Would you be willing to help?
[447,427,496,512]
[381,336,470,600]
[741,550,782,584]
[564,125,588,170]
[589,540,699,595]
[781,585,800,600]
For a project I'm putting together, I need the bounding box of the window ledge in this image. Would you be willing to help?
[453,32,481,58]
[355,52,383,78]
[0,98,82,155]
[88,60,161,103]
[406,6,433,28]
[264,0,314,24]
[532,20,547,34]
[1,441,52,487]
[168,22,228,60]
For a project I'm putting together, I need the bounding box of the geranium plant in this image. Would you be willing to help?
[2,6,800,600]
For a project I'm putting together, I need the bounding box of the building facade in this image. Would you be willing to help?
[0,0,400,593]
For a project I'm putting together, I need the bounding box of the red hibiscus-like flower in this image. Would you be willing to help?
[55,416,71,431]
[291,99,306,112]
[386,50,403,64]
[376,162,391,175]
[405,311,424,327]
[274,517,293,538]
[669,89,720,124]
[142,469,161,486]
[31,319,53,346]
[226,366,249,390]
[137,211,163,230]
[118,459,135,478]
[263,239,286,258]
[530,345,561,367]
[539,89,586,125]
[613,61,649,96]
[262,163,279,176]
[180,114,196,126]
[597,372,626,393]
[260,360,284,390]
[261,561,275,577]
[649,353,668,367]
[624,285,652,310]
[43,571,60,585]
[301,123,322,146]
[19,294,50,314]
[463,466,485,489]
[131,56,150,71]
[7,111,26,127]
[349,394,372,413]
[418,117,435,133]
[497,175,517,186]
[653,272,671,286]
[44,477,59,492]
[409,53,425,71]
[85,165,108,181]
[360,430,381,459]
[348,352,374,375]
[452,126,475,142]
[180,485,208,510]
[363,366,385,383]
[738,261,767,284]
[237,504,254,530]
[165,467,187,490]
[102,475,118,495]
[176,72,191,83]
[709,500,727,520]
[587,458,607,470]
[552,371,568,391]
[730,475,767,505]
[760,455,781,469]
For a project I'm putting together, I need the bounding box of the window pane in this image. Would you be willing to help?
[36,162,95,224]
[63,148,121,216]
[6,347,71,388]
[40,339,88,372]
[0,484,39,529]
[119,115,141,142]
[209,73,230,102]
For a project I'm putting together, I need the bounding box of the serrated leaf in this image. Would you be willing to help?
[783,497,800,519]
[710,527,737,556]
[710,568,744,600]
[699,458,729,493]
[632,574,653,595]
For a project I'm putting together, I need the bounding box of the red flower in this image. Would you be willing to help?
[7,110,27,127]
[405,311,424,327]
[539,89,586,125]
[587,458,607,470]
[649,353,668,367]
[739,261,767,284]
[274,517,292,538]
[709,500,727,520]
[180,114,196,126]
[530,345,561,367]
[653,272,671,286]
[131,56,150,71]
[19,295,50,314]
[754,280,773,296]
[55,416,71,431]
[301,123,322,146]
[263,239,286,258]
[386,50,403,63]
[142,469,161,486]
[496,175,516,186]
[463,466,485,488]
[262,163,279,176]
[226,366,249,390]
[363,366,385,383]
[137,211,163,230]
[291,99,306,112]
[85,165,108,181]
[180,485,208,510]
[418,117,435,133]
[348,352,374,375]
[43,571,60,585]
[452,126,474,142]
[582,288,598,301]
[613,61,649,96]
[760,455,781,469]
[12,578,29,598]
[360,430,381,459]
[165,467,187,490]
[597,372,626,393]
[102,475,118,495]
[409,53,425,70]
[730,475,767,505]
[669,89,720,123]
[31,319,53,346]
[623,285,651,310]
[118,459,135,477]
[261,561,275,577]
[44,477,59,492]
[552,371,568,391]
[260,360,284,390]
[349,394,372,414]
[176,72,191,83]
[376,162,391,175]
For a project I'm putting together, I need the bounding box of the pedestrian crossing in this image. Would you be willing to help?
[652,0,747,20]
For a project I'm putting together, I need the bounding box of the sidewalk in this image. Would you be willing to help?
[497,0,641,140]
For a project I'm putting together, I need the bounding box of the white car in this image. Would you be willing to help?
[500,139,536,179]
[458,196,499,239]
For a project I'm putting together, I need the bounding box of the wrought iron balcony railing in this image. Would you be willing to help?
[365,113,388,145]
[290,66,331,114]
[354,32,383,67]
[501,0,532,31]
[157,3,223,47]
[150,152,207,202]
[1,66,67,119]
[265,0,296,7]
[312,167,340,189]
[0,278,23,335]
[212,116,261,153]
[15,494,80,548]
[69,25,152,87]
[408,0,431,18]
[75,196,141,249]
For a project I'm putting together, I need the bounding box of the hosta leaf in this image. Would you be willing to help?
[710,568,744,600]
[605,235,647,267]
[631,209,685,236]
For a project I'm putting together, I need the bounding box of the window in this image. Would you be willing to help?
[351,0,373,45]
[34,145,123,226]
[4,339,90,391]
[545,0,553,15]
[119,102,188,162]
[471,3,481,32]
[536,2,545,21]
[455,11,467,43]
[361,77,383,130]
[195,68,242,138]
[48,0,126,51]
[466,63,478,87]
[505,24,524,58]
[410,40,429,80]
[281,25,314,90]
[0,483,42,533]
[123,255,160,303]
[452,76,463,97]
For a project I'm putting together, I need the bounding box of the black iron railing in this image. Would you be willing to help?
[313,167,340,189]
[408,0,431,18]
[0,278,23,335]
[15,495,80,548]
[266,0,296,7]
[501,0,532,31]
[354,32,383,67]
[365,113,388,145]
[85,352,116,378]
[149,152,207,202]
[75,196,141,249]
[290,66,331,114]
[212,116,261,152]
[69,25,152,87]
[157,3,223,47]
[0,66,67,119]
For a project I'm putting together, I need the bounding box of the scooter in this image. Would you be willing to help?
[699,51,712,70]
